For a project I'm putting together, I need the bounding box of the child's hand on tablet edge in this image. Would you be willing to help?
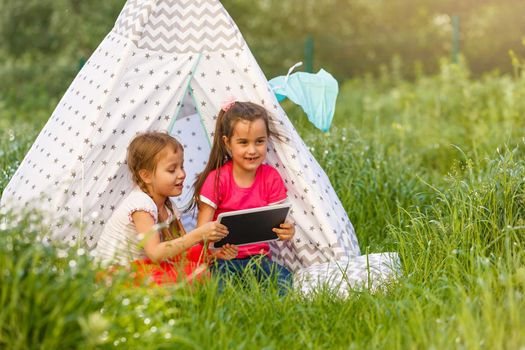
[273,221,295,241]
[213,244,238,260]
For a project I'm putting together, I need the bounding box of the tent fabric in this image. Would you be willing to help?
[294,253,400,296]
[0,0,398,291]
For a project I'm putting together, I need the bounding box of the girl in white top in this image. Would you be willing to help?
[93,131,237,284]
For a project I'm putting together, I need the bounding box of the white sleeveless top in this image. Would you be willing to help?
[92,188,177,266]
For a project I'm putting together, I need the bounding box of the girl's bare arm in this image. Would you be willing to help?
[132,211,227,262]
[197,203,216,226]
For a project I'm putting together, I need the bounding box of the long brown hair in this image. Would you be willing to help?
[192,102,281,209]
[127,131,184,240]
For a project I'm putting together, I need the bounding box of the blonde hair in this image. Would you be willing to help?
[192,102,281,209]
[127,131,184,239]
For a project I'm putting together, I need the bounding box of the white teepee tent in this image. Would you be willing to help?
[1,0,397,294]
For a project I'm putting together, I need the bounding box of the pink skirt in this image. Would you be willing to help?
[131,244,209,285]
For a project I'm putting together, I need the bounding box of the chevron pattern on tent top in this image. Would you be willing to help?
[136,0,243,53]
[114,0,154,42]
[113,0,243,53]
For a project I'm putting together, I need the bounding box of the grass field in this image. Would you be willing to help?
[1,60,525,349]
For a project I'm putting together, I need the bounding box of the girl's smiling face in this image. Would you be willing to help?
[223,118,268,176]
[143,145,186,199]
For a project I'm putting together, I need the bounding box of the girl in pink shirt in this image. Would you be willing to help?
[193,100,295,292]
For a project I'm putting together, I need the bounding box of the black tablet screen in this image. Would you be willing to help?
[213,206,290,248]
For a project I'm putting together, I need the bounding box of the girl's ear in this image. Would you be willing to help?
[138,169,152,184]
[222,135,230,151]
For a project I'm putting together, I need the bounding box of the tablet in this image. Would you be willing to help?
[212,202,292,248]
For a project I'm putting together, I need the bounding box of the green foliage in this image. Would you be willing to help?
[222,0,525,79]
[1,0,525,124]
[2,53,525,348]
[0,0,59,57]
[0,0,126,124]
[0,126,37,193]
[0,218,103,349]
[289,61,525,250]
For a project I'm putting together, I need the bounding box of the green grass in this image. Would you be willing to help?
[1,61,525,349]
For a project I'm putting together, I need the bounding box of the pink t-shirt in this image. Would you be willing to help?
[199,161,287,258]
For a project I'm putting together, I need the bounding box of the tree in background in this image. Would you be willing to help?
[0,0,524,121]
[0,0,126,121]
[223,0,525,79]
